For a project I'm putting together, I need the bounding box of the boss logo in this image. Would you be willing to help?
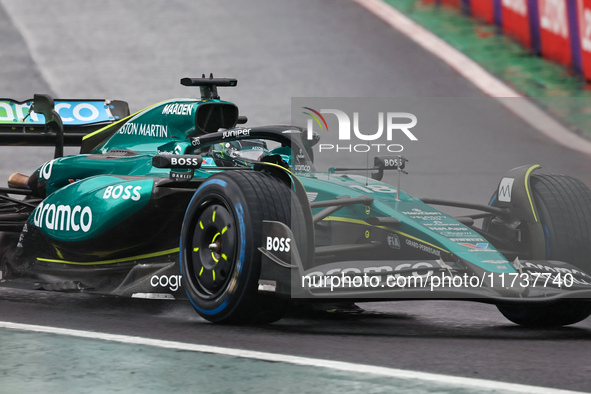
[170,157,201,166]
[103,185,142,201]
[266,236,291,253]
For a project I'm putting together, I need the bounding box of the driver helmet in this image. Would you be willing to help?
[210,139,269,167]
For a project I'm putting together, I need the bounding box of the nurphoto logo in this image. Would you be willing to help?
[302,106,418,153]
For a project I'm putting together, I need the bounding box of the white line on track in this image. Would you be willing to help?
[354,0,591,157]
[0,321,584,394]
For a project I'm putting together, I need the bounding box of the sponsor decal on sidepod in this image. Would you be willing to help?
[33,203,92,232]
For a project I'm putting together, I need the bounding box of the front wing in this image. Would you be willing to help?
[259,221,591,303]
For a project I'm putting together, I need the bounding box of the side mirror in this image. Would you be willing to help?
[371,156,408,181]
[374,156,406,170]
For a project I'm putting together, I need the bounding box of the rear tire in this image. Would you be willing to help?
[496,174,591,327]
[180,170,307,324]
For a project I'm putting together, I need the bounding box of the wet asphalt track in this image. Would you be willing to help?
[0,0,591,392]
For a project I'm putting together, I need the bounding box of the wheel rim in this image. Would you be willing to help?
[188,200,237,299]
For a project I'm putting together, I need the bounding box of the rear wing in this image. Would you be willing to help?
[0,94,129,157]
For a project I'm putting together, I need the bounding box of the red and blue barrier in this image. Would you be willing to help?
[501,0,536,48]
[577,0,591,79]
[471,0,495,24]
[424,0,591,80]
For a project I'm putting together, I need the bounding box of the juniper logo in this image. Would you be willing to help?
[302,106,418,153]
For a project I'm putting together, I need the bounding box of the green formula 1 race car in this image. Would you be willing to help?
[1,76,591,327]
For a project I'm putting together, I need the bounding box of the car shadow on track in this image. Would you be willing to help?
[2,287,591,341]
[266,303,591,340]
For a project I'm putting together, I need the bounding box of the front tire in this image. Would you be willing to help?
[180,170,306,324]
[496,174,591,327]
